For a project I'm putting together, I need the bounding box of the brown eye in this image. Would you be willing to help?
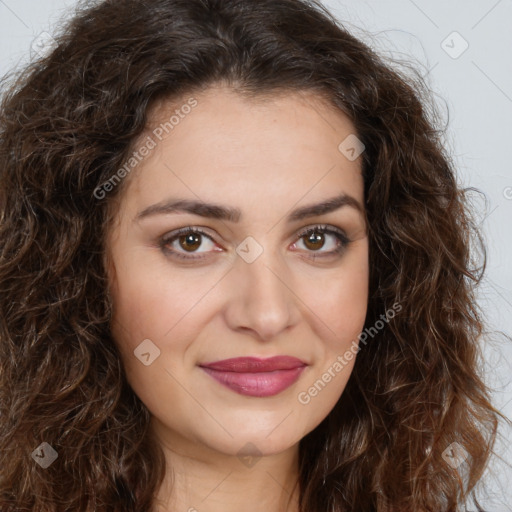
[160,227,217,260]
[160,224,350,262]
[303,230,326,251]
[178,232,203,252]
[294,225,350,258]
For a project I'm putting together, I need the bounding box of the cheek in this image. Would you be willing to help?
[304,249,369,348]
[294,244,368,412]
[110,257,196,342]
[108,255,216,395]
[108,267,191,418]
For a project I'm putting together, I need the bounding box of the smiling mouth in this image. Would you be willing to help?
[199,356,307,397]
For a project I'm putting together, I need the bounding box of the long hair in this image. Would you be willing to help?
[0,0,507,510]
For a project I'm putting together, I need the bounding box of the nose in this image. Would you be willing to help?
[223,246,300,342]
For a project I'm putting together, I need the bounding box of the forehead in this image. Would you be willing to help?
[117,86,364,222]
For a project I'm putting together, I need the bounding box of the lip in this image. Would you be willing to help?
[199,356,307,397]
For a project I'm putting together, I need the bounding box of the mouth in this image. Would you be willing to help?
[199,356,307,397]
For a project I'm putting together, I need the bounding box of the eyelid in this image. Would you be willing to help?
[295,223,348,240]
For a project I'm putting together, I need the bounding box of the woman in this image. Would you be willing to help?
[0,0,506,510]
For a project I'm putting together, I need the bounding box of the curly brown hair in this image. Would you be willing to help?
[0,0,508,510]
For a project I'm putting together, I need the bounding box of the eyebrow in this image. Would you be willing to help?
[134,193,363,224]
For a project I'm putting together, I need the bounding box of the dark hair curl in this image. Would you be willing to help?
[0,0,508,511]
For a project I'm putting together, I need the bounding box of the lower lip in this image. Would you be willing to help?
[200,366,306,397]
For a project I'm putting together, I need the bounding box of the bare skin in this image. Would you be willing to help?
[106,85,369,512]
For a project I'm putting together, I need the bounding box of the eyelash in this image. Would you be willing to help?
[159,224,350,262]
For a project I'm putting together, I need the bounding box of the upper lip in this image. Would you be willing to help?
[199,356,307,373]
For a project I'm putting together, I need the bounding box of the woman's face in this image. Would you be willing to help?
[106,85,369,459]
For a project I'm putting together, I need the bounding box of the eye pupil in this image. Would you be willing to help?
[179,233,202,252]
[304,231,324,251]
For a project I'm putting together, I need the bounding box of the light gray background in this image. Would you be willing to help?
[1,0,511,509]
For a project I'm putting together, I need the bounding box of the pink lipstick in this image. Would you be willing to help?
[199,356,307,397]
